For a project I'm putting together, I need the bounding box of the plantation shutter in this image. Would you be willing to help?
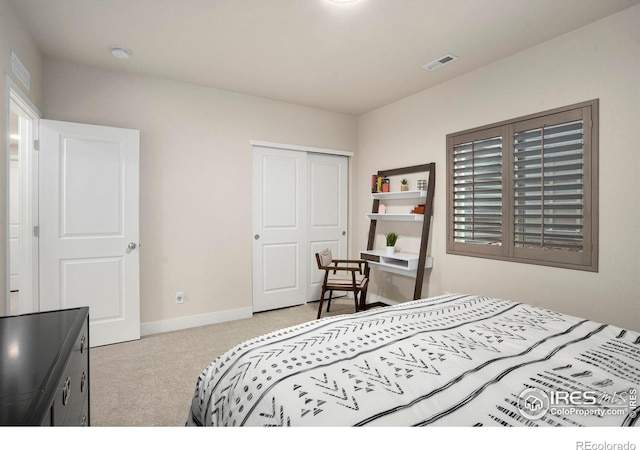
[513,121,583,249]
[449,127,506,257]
[511,107,593,266]
[447,100,597,271]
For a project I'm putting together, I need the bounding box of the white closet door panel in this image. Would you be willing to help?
[263,157,300,229]
[310,161,341,227]
[307,154,348,301]
[262,243,299,292]
[253,147,307,312]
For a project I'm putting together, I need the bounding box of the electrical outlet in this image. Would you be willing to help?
[176,291,184,304]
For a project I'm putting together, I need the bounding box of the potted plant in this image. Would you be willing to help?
[385,232,399,255]
[400,179,409,191]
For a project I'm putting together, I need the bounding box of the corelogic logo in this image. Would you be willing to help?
[518,388,551,420]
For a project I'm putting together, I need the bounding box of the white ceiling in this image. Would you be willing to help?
[9,0,640,115]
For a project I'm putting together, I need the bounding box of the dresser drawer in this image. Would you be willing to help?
[51,317,89,426]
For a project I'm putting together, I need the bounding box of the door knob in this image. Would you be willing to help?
[342,231,346,236]
[128,242,137,250]
[254,234,260,240]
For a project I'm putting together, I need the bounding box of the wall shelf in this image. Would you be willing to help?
[365,163,436,303]
[371,190,427,200]
[366,213,424,222]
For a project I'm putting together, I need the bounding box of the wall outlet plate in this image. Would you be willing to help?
[176,291,184,304]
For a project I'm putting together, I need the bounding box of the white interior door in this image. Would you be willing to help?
[39,119,140,347]
[253,147,308,312]
[308,153,348,301]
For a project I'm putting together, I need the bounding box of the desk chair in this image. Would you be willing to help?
[315,248,369,320]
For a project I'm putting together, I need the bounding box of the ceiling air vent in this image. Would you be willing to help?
[423,54,458,71]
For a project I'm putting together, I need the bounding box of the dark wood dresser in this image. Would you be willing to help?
[0,307,90,426]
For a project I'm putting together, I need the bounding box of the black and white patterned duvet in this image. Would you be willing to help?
[187,294,640,426]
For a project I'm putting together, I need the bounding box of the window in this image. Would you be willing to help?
[446,100,598,271]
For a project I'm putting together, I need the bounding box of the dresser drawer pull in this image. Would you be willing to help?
[80,334,86,353]
[62,377,71,406]
[80,371,86,393]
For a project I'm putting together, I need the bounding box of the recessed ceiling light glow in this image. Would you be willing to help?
[327,0,360,4]
[111,46,131,59]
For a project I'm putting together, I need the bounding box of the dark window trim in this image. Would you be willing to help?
[446,99,599,272]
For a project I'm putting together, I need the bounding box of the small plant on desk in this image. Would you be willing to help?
[385,232,399,255]
[400,179,409,191]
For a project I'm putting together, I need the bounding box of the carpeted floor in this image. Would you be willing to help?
[89,297,358,426]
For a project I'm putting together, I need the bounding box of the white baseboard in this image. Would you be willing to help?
[140,306,253,337]
[140,295,397,337]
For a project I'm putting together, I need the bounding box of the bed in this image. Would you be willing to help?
[187,294,639,427]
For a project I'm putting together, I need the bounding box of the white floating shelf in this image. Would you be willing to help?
[371,190,427,200]
[367,213,424,222]
[360,250,433,278]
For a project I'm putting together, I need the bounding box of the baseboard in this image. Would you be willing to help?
[140,295,397,337]
[140,306,253,337]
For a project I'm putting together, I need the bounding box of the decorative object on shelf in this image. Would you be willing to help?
[371,175,391,193]
[400,179,409,191]
[371,174,379,193]
[417,179,427,190]
[378,204,386,214]
[411,204,425,214]
[385,232,399,255]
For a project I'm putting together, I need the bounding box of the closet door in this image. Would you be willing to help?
[252,147,308,312]
[252,146,349,312]
[307,154,348,301]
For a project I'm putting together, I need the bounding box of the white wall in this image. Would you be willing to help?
[0,0,43,315]
[356,5,640,331]
[42,58,358,328]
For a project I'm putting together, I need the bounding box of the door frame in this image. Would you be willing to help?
[250,140,354,310]
[4,77,41,315]
[250,140,354,158]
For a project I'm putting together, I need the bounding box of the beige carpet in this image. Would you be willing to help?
[89,298,358,426]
